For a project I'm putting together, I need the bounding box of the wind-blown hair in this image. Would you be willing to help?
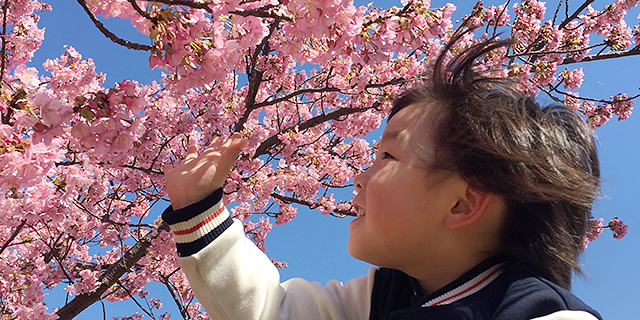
[389,29,600,289]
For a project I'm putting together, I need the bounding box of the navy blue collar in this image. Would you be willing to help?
[408,255,511,308]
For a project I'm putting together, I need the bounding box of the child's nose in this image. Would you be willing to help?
[354,170,367,193]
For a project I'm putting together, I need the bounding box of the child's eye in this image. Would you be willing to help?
[381,152,394,160]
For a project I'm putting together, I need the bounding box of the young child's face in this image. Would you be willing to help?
[348,103,465,273]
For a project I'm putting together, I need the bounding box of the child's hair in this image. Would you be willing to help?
[389,29,600,289]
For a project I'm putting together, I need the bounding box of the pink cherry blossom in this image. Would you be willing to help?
[609,216,629,239]
[560,68,585,90]
[611,93,634,120]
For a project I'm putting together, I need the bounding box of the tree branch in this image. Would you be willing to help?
[363,0,414,28]
[253,87,342,109]
[115,280,157,319]
[148,0,212,12]
[159,274,190,320]
[271,193,355,217]
[0,219,27,256]
[561,45,640,65]
[76,0,152,51]
[0,0,9,85]
[253,102,380,157]
[126,0,157,23]
[234,19,280,132]
[54,222,170,320]
[230,5,293,21]
[558,0,595,30]
[121,163,165,175]
[519,0,595,62]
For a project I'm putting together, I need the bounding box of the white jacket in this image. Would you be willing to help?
[162,189,600,320]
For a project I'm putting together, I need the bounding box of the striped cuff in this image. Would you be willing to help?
[162,188,233,257]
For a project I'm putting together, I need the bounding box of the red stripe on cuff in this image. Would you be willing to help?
[174,206,226,236]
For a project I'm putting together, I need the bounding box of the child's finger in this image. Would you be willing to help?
[208,136,223,149]
[222,133,245,149]
[185,145,199,162]
[217,135,247,172]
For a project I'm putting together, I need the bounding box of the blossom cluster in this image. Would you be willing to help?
[583,216,629,249]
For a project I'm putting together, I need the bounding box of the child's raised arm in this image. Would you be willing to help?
[165,133,247,210]
[161,134,374,320]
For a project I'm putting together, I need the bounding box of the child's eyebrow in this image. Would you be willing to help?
[380,130,401,143]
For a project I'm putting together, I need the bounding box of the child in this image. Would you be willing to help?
[163,30,603,320]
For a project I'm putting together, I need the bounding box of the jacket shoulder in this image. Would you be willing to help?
[492,267,602,320]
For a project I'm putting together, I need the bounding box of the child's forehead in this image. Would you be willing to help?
[381,104,437,143]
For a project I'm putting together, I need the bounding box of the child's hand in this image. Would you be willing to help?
[165,134,248,210]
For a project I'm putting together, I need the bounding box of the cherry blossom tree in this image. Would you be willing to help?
[0,0,635,319]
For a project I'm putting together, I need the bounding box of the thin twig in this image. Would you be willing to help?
[253,87,342,109]
[363,0,415,28]
[0,220,27,256]
[253,102,380,157]
[558,0,595,30]
[271,193,355,217]
[548,87,640,104]
[230,5,293,21]
[508,42,607,58]
[115,280,157,319]
[126,0,157,23]
[55,221,170,320]
[561,45,640,65]
[234,18,280,132]
[0,0,9,85]
[159,275,190,320]
[151,0,212,13]
[121,163,164,175]
[76,0,152,51]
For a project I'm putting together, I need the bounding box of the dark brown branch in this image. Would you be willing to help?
[253,102,380,157]
[160,274,190,320]
[253,87,342,109]
[558,0,595,30]
[234,19,280,132]
[149,136,175,171]
[561,45,640,65]
[0,220,27,256]
[229,5,293,21]
[56,160,84,166]
[363,0,414,28]
[508,42,606,59]
[55,221,170,320]
[255,76,406,110]
[544,86,640,104]
[150,0,212,12]
[126,0,157,23]
[121,163,164,175]
[519,0,595,63]
[0,0,9,86]
[76,0,152,51]
[115,280,157,319]
[271,193,355,217]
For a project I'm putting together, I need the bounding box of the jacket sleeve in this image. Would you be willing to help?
[162,188,375,320]
[531,310,599,320]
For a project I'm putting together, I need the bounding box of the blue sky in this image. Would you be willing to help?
[33,0,640,319]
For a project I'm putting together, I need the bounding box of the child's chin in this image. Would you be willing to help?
[349,214,365,225]
[347,236,373,264]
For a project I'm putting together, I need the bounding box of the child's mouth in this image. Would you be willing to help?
[351,203,366,219]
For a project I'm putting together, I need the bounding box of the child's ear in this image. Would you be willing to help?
[444,186,494,230]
